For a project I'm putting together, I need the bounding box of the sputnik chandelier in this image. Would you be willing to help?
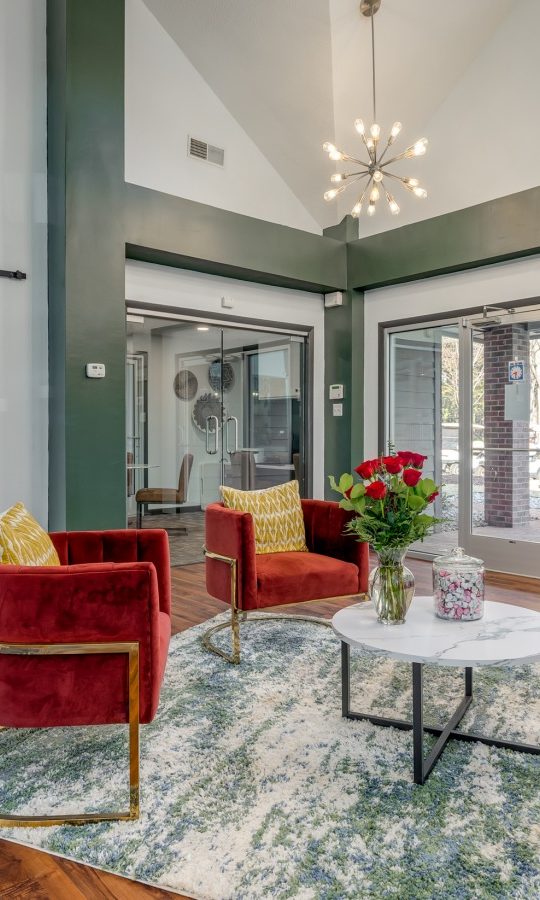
[323,0,428,219]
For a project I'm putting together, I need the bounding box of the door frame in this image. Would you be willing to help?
[381,300,540,576]
[125,302,314,499]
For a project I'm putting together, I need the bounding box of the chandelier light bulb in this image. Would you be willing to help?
[367,202,376,216]
[390,122,402,139]
[370,123,381,141]
[324,189,338,201]
[352,201,363,218]
[413,138,428,156]
[323,142,336,153]
[329,149,344,161]
[331,173,345,183]
[413,186,427,198]
[370,186,380,202]
[405,178,419,187]
[389,199,400,214]
[373,169,383,183]
[354,118,365,135]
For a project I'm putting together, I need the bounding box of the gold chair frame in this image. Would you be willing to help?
[203,548,365,664]
[0,640,140,828]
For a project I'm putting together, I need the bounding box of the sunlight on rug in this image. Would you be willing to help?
[1,612,540,899]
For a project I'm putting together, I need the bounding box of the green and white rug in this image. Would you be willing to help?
[1,613,540,899]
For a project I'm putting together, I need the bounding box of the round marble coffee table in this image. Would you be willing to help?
[332,596,540,784]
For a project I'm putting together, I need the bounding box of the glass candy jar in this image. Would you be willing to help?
[433,547,485,621]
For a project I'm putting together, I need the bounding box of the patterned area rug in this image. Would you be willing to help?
[2,614,540,899]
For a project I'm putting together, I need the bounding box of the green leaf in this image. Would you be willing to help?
[350,482,365,499]
[407,493,425,511]
[351,497,366,514]
[338,473,354,493]
[339,498,354,511]
[328,474,339,493]
[418,478,437,498]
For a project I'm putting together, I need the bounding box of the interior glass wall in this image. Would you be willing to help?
[126,313,307,566]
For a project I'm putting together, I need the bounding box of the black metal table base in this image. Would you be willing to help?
[341,641,540,784]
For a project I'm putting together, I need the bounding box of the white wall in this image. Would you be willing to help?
[125,0,321,235]
[0,2,48,523]
[364,256,540,457]
[355,0,540,238]
[125,260,326,497]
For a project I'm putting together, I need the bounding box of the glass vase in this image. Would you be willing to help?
[368,549,415,625]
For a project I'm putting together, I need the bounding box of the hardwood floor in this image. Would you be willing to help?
[1,556,539,899]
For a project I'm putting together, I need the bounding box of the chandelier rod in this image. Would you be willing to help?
[371,12,376,124]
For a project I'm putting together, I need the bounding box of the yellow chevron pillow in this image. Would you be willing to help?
[220,480,308,555]
[0,502,60,567]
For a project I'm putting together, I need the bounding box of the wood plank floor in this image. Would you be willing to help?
[1,556,539,899]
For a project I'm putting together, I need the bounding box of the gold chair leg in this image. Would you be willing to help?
[0,641,140,827]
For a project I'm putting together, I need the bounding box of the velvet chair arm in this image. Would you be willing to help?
[205,503,258,610]
[50,528,171,616]
[0,561,165,727]
[301,499,369,592]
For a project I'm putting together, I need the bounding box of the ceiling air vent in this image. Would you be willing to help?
[187,136,225,168]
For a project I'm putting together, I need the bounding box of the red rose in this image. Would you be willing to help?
[396,450,414,466]
[355,459,377,480]
[365,480,387,500]
[427,490,439,503]
[411,452,428,469]
[403,468,422,487]
[382,455,403,474]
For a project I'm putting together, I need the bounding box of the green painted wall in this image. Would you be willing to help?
[47,0,126,530]
[348,186,540,290]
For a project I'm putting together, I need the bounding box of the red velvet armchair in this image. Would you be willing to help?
[205,499,369,663]
[0,528,171,827]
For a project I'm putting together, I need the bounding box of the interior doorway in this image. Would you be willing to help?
[126,311,309,566]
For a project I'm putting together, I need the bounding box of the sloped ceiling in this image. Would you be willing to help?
[143,0,514,230]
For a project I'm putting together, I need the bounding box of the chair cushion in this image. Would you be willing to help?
[136,488,181,503]
[0,502,60,567]
[221,480,307,555]
[255,550,360,608]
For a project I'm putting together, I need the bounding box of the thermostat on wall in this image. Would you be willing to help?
[329,384,344,400]
[86,363,106,379]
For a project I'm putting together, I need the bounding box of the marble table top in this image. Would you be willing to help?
[332,596,540,667]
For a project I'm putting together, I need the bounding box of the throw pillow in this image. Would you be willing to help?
[220,479,308,555]
[0,502,60,566]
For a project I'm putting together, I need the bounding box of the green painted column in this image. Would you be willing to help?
[47,0,126,530]
[323,217,364,496]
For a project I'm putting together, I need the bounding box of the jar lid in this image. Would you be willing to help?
[433,546,483,568]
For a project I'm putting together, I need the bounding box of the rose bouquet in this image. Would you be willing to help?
[330,450,441,623]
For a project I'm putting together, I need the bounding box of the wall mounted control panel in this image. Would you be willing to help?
[86,363,106,379]
[329,383,344,400]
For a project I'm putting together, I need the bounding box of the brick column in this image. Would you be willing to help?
[483,325,529,527]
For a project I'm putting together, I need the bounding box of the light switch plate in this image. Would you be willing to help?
[333,403,343,417]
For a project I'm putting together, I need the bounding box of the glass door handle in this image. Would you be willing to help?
[225,416,238,454]
[206,415,219,455]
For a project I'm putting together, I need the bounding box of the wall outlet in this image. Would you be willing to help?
[333,403,343,417]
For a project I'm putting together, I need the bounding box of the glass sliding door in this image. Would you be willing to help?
[386,322,461,556]
[460,308,540,577]
[126,311,307,565]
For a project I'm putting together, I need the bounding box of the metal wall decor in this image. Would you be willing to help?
[173,369,198,401]
[192,392,225,433]
[208,358,235,393]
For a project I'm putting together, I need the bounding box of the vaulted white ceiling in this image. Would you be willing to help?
[144,0,520,231]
